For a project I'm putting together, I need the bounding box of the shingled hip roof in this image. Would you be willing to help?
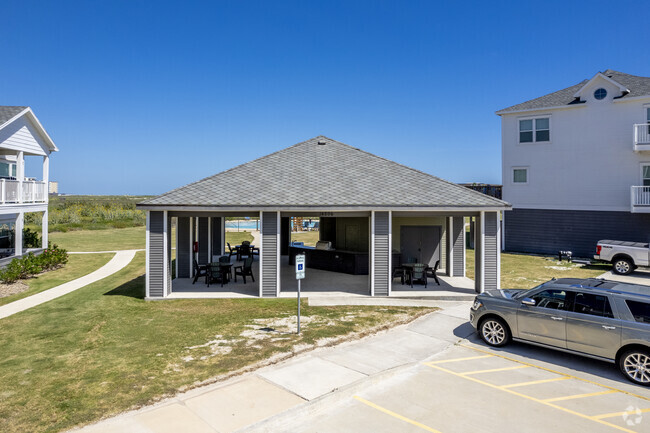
[140,136,509,210]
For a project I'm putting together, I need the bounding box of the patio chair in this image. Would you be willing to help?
[227,242,239,259]
[409,263,428,288]
[192,259,208,284]
[206,263,225,288]
[426,260,440,285]
[237,243,251,261]
[218,255,232,279]
[392,265,406,285]
[234,256,255,283]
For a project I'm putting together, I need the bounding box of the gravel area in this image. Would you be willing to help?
[0,282,29,298]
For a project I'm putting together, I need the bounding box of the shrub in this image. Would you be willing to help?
[23,228,40,248]
[0,243,68,284]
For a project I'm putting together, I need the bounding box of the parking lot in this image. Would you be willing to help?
[275,340,650,433]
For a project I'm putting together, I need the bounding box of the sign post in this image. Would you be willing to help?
[295,253,305,334]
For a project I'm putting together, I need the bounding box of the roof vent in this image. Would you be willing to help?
[317,141,326,145]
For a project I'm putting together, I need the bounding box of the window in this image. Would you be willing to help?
[0,162,15,178]
[519,118,550,143]
[530,289,568,310]
[626,300,650,323]
[594,88,607,100]
[642,165,650,187]
[513,168,527,184]
[572,292,614,318]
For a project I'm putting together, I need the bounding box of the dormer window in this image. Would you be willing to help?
[519,117,550,143]
[594,88,607,100]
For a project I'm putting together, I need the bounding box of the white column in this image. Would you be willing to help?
[208,217,212,261]
[496,211,502,291]
[43,155,49,203]
[17,151,24,203]
[15,212,23,256]
[370,211,375,296]
[221,217,226,256]
[163,210,169,296]
[480,210,485,293]
[145,211,150,298]
[42,209,48,248]
[388,210,392,296]
[276,211,281,297]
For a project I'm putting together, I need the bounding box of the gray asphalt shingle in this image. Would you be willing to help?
[0,106,27,127]
[141,136,509,209]
[497,70,650,114]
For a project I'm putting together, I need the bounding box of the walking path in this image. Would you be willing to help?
[71,302,474,433]
[0,249,138,320]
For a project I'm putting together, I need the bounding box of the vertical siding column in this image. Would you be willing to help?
[147,211,165,298]
[189,217,195,278]
[177,217,190,278]
[198,217,209,264]
[211,217,222,259]
[165,212,171,295]
[260,211,279,297]
[450,216,465,277]
[372,211,390,296]
[474,213,483,294]
[14,212,23,256]
[483,211,500,291]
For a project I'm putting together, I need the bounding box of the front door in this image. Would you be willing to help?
[400,226,440,266]
[517,289,569,348]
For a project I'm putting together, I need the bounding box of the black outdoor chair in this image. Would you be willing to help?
[426,260,440,285]
[409,263,428,288]
[227,242,239,259]
[192,259,208,284]
[218,255,232,280]
[237,243,251,261]
[206,263,225,287]
[234,256,255,283]
[392,265,406,285]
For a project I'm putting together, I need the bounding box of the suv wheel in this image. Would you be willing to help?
[479,317,511,347]
[613,258,633,275]
[619,349,650,386]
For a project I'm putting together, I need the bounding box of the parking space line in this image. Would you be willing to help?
[459,344,650,403]
[428,355,493,364]
[461,365,529,376]
[543,390,618,403]
[353,396,443,433]
[501,377,570,389]
[593,408,650,420]
[426,363,638,433]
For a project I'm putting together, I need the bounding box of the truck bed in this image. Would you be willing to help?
[599,240,649,249]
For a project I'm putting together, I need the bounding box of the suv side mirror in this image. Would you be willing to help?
[521,298,536,307]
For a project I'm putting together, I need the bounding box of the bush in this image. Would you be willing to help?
[23,228,40,248]
[0,243,68,284]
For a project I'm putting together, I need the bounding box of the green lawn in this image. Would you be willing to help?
[49,227,145,252]
[466,249,610,290]
[291,231,320,247]
[0,252,433,433]
[224,231,254,247]
[0,253,114,307]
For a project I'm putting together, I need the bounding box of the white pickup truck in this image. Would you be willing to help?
[594,239,649,275]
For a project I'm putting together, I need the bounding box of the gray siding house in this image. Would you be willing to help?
[137,136,510,298]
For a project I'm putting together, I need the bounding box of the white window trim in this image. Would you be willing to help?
[640,162,650,186]
[518,115,551,144]
[512,166,529,185]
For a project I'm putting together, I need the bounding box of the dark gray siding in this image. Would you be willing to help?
[166,214,172,295]
[483,212,498,290]
[504,208,650,257]
[373,212,390,296]
[261,212,278,297]
[198,217,209,263]
[452,216,465,277]
[148,211,164,298]
[474,214,482,293]
[177,217,190,278]
[211,217,222,257]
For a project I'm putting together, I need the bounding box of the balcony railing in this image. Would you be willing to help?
[631,186,650,212]
[0,180,47,205]
[634,123,650,151]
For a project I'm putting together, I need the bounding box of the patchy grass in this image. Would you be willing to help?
[224,231,254,247]
[466,249,610,289]
[0,252,433,433]
[0,253,114,306]
[291,231,320,247]
[49,227,145,252]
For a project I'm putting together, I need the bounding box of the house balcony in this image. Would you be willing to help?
[631,186,650,213]
[634,123,650,152]
[0,179,47,206]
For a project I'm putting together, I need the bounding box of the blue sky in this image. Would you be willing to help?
[3,0,649,195]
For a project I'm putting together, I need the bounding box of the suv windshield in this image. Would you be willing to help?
[513,282,549,300]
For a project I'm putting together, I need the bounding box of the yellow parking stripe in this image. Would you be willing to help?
[501,377,570,389]
[427,355,493,364]
[459,344,650,403]
[461,365,529,375]
[543,390,618,403]
[426,363,637,433]
[593,407,650,420]
[353,396,443,433]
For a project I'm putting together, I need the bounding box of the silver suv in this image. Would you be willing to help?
[470,278,650,386]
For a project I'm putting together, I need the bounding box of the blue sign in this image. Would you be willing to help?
[298,264,303,270]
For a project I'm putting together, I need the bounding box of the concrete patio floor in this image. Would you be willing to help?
[167,256,476,300]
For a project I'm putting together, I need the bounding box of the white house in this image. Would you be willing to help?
[497,70,650,256]
[0,106,58,258]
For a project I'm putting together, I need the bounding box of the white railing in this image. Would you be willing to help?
[634,123,650,149]
[0,180,47,205]
[631,186,650,211]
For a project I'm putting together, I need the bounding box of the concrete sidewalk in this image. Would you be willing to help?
[0,250,137,320]
[71,301,473,433]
